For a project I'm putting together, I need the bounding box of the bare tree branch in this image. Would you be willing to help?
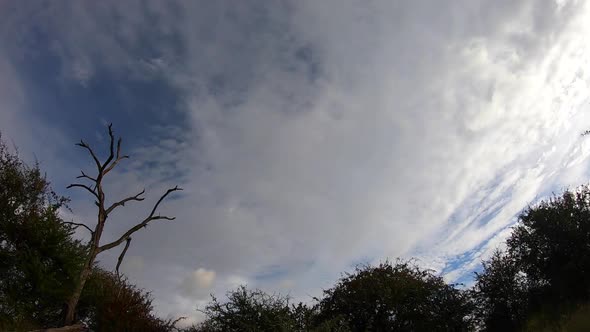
[101,125,129,175]
[582,130,590,136]
[103,142,129,175]
[116,237,132,279]
[98,186,182,252]
[170,316,187,329]
[105,189,146,215]
[76,170,96,182]
[151,215,176,221]
[75,140,101,171]
[102,123,116,170]
[148,185,182,219]
[63,221,94,235]
[65,124,182,325]
[67,183,99,200]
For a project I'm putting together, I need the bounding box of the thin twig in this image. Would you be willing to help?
[116,237,132,279]
[63,221,94,234]
[105,189,146,215]
[102,123,115,170]
[98,186,182,252]
[67,183,99,200]
[76,170,96,182]
[170,316,187,329]
[100,123,130,175]
[75,140,101,171]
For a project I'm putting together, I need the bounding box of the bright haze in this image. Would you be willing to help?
[1,0,590,325]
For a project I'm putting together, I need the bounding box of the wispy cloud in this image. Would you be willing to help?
[1,0,590,323]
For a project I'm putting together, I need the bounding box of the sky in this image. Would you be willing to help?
[1,0,590,325]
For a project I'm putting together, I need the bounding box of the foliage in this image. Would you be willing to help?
[192,286,304,332]
[0,136,180,331]
[80,268,178,332]
[524,302,590,332]
[315,260,474,332]
[474,186,590,331]
[471,250,529,331]
[0,137,87,330]
[508,187,590,305]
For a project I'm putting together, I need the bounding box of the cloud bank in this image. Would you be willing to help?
[1,0,590,322]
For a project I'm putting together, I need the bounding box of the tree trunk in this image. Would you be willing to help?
[64,250,97,325]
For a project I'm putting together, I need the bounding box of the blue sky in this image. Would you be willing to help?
[2,0,590,325]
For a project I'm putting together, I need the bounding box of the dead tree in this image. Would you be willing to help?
[64,124,181,325]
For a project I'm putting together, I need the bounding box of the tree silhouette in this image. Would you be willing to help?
[508,187,590,305]
[471,250,529,331]
[80,268,183,331]
[474,186,590,330]
[316,261,474,332]
[192,286,302,332]
[0,136,86,330]
[64,124,181,325]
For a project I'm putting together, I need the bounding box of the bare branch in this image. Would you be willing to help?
[116,237,132,279]
[103,156,129,175]
[100,124,130,176]
[170,316,187,328]
[116,137,122,159]
[98,186,182,252]
[104,137,129,175]
[148,185,182,220]
[63,221,94,234]
[582,130,590,136]
[102,123,115,170]
[67,183,99,200]
[105,189,146,215]
[76,170,96,182]
[75,140,101,171]
[151,215,176,221]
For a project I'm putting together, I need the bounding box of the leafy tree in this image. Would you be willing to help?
[0,137,87,330]
[471,250,529,331]
[508,186,590,305]
[315,261,474,332]
[474,186,590,331]
[80,268,180,332]
[188,287,352,332]
[193,286,305,332]
[0,135,181,331]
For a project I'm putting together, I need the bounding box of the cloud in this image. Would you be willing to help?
[2,0,590,322]
[120,256,145,276]
[181,268,216,298]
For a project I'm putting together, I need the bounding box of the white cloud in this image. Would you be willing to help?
[181,268,216,298]
[2,0,590,322]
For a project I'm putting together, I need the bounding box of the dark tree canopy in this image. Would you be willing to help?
[316,261,474,332]
[190,262,475,332]
[471,251,529,331]
[0,138,87,330]
[80,269,180,332]
[191,286,349,332]
[193,286,303,332]
[0,137,179,331]
[473,186,590,331]
[508,186,590,304]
